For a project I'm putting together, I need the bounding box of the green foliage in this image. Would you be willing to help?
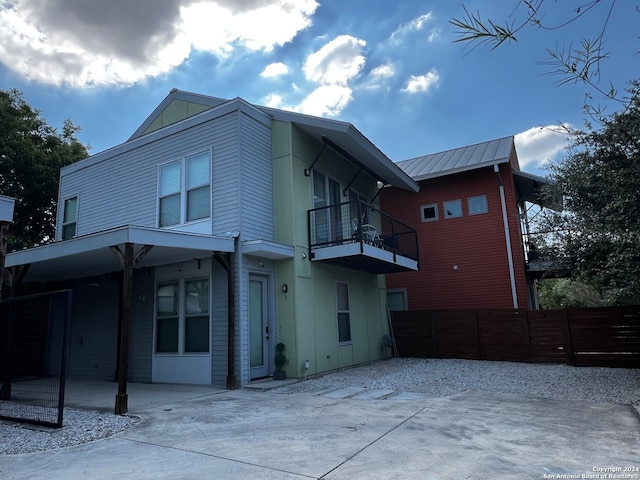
[274,342,287,370]
[537,278,606,309]
[0,89,88,250]
[538,81,640,305]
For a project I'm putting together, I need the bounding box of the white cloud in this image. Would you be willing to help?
[0,0,318,87]
[303,35,366,86]
[263,93,283,107]
[362,63,395,90]
[298,85,353,117]
[294,35,366,116]
[514,124,570,170]
[261,62,288,78]
[401,70,439,94]
[370,64,395,80]
[391,12,434,40]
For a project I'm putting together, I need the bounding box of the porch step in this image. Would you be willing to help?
[243,377,299,391]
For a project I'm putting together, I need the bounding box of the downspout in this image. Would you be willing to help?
[494,165,518,309]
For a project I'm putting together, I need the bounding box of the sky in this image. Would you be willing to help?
[0,0,637,178]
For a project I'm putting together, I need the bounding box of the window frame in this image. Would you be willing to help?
[154,276,211,355]
[61,195,79,240]
[468,195,489,216]
[420,203,439,223]
[158,150,211,228]
[387,289,408,311]
[336,281,352,344]
[443,199,463,219]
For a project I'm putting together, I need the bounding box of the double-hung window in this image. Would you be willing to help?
[62,196,78,240]
[159,151,211,227]
[336,282,352,344]
[156,278,210,354]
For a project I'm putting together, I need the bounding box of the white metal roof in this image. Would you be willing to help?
[119,89,419,192]
[5,226,236,282]
[397,136,515,182]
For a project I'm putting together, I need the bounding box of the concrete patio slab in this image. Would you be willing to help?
[2,386,638,480]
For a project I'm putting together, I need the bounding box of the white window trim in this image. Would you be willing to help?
[336,281,352,345]
[443,199,463,219]
[420,203,438,223]
[61,194,79,240]
[468,195,488,215]
[157,149,211,228]
[386,288,408,311]
[154,276,211,356]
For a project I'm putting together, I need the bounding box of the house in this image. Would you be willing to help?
[381,136,549,311]
[4,90,419,410]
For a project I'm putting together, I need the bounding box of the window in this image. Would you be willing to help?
[159,152,210,227]
[387,290,407,311]
[443,199,463,219]
[336,282,351,343]
[156,278,210,354]
[420,203,438,222]
[468,195,488,215]
[312,169,343,244]
[156,282,179,352]
[62,196,78,240]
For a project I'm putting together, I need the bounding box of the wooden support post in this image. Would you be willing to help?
[111,243,134,414]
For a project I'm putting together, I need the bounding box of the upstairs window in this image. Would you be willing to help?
[443,199,463,219]
[468,195,488,215]
[420,203,438,222]
[159,152,211,227]
[62,196,78,240]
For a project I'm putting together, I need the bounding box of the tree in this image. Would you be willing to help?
[450,1,636,112]
[535,81,640,305]
[0,89,88,251]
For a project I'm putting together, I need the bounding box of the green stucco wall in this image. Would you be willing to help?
[272,120,390,379]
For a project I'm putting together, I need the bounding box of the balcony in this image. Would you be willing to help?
[308,201,419,274]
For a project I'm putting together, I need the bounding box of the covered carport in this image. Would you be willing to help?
[4,225,236,414]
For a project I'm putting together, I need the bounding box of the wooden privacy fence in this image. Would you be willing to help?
[390,306,640,368]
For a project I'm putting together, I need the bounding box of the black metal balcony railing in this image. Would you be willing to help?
[308,201,419,264]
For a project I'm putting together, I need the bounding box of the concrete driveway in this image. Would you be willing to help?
[2,384,639,479]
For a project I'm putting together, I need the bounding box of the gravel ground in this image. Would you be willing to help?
[0,409,139,455]
[1,358,638,455]
[278,358,640,411]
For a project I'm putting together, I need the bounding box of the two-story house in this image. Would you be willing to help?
[5,90,419,407]
[381,136,549,311]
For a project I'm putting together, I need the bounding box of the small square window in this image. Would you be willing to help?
[468,195,488,215]
[420,203,438,222]
[443,199,463,219]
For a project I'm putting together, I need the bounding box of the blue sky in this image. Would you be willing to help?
[0,1,637,177]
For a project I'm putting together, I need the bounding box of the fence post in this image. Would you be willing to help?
[561,308,575,366]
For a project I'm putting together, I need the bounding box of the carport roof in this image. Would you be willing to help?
[5,226,236,283]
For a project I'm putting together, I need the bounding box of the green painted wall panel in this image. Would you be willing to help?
[272,119,391,380]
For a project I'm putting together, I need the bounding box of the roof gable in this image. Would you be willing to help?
[398,136,516,181]
[129,89,229,140]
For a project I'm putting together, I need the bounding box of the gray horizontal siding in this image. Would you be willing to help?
[66,274,119,379]
[239,112,274,241]
[58,111,244,238]
[211,261,229,387]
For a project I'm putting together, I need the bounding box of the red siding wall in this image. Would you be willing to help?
[382,163,530,310]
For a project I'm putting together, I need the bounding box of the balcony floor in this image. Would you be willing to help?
[311,242,418,274]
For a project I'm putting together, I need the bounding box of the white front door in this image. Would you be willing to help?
[249,275,270,379]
